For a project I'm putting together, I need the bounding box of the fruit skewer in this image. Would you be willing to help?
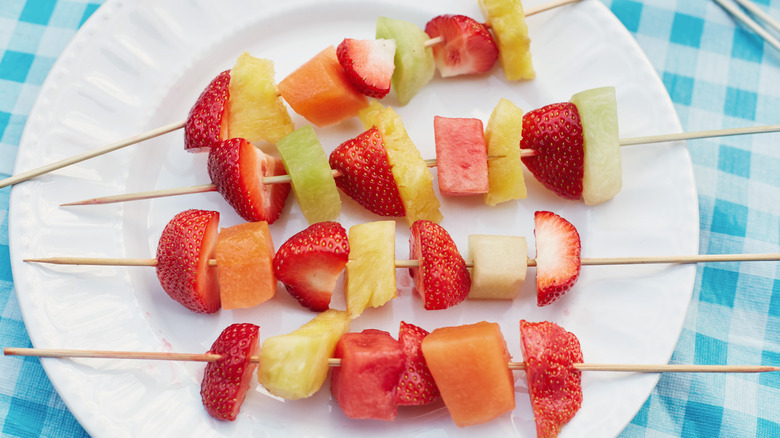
[58,122,780,207]
[0,0,576,190]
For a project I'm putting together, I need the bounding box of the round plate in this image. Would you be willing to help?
[9,0,698,436]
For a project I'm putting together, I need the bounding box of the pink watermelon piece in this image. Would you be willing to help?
[331,329,405,421]
[433,116,489,196]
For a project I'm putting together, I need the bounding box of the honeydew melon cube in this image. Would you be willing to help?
[376,16,435,105]
[570,86,622,205]
[467,234,527,299]
[276,125,341,223]
[346,221,397,318]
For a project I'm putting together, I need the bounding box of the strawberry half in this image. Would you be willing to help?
[336,38,396,98]
[273,221,349,312]
[155,209,221,313]
[329,126,405,217]
[424,14,499,77]
[207,137,291,224]
[200,323,260,421]
[408,220,470,310]
[519,320,583,438]
[395,321,440,405]
[184,70,230,152]
[533,211,581,306]
[520,102,585,200]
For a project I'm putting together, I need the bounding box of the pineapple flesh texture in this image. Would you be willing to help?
[484,98,527,206]
[359,101,443,224]
[346,221,397,317]
[257,309,350,400]
[479,0,535,80]
[228,52,295,144]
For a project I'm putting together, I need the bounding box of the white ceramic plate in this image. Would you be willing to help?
[9,0,698,436]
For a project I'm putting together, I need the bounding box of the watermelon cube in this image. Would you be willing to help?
[433,116,489,196]
[331,329,405,421]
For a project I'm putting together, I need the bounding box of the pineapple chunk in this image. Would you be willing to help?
[479,0,535,80]
[570,87,622,206]
[228,52,295,144]
[257,309,351,400]
[346,221,397,317]
[484,98,527,206]
[468,235,528,299]
[358,101,443,224]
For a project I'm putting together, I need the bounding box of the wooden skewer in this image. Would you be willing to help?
[23,253,780,268]
[4,348,777,374]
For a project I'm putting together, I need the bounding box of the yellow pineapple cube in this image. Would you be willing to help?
[484,98,527,206]
[358,101,443,224]
[479,0,535,80]
[228,52,295,144]
[346,221,397,317]
[257,309,350,400]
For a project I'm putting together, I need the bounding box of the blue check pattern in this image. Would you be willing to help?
[0,0,778,436]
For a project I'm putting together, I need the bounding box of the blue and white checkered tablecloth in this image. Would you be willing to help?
[0,0,778,436]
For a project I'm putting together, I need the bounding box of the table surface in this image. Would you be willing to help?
[1,0,778,436]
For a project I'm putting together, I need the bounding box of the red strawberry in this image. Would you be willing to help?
[533,211,581,306]
[207,137,291,224]
[328,127,405,217]
[273,221,349,311]
[519,320,583,438]
[336,38,396,98]
[395,321,440,405]
[520,102,585,200]
[155,209,221,313]
[424,15,499,77]
[184,70,230,152]
[408,220,470,310]
[200,323,260,421]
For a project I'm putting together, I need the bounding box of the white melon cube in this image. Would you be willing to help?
[467,234,528,299]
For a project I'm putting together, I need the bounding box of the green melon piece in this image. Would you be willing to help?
[570,86,621,206]
[276,125,341,223]
[376,17,435,105]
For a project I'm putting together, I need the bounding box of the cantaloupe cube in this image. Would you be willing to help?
[359,100,442,224]
[331,329,405,421]
[484,98,527,206]
[421,321,515,427]
[467,234,527,299]
[216,221,276,309]
[228,52,295,144]
[433,116,489,196]
[346,221,396,318]
[278,46,368,127]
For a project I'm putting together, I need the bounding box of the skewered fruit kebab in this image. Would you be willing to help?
[0,0,575,189]
[25,209,780,314]
[5,319,777,436]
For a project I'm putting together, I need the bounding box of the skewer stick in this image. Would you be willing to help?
[24,253,780,268]
[619,124,780,146]
[5,348,777,373]
[0,120,185,189]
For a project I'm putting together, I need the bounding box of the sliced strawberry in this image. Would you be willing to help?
[395,321,440,405]
[155,209,221,313]
[519,320,583,438]
[207,137,290,224]
[200,323,260,421]
[184,70,230,152]
[336,38,396,98]
[408,220,470,310]
[424,14,498,77]
[273,221,349,312]
[329,127,405,217]
[533,211,581,306]
[520,102,585,200]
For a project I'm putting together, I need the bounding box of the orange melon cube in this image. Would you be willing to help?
[421,321,515,427]
[216,221,276,309]
[278,46,368,127]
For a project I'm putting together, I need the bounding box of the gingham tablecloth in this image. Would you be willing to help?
[1,0,778,436]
